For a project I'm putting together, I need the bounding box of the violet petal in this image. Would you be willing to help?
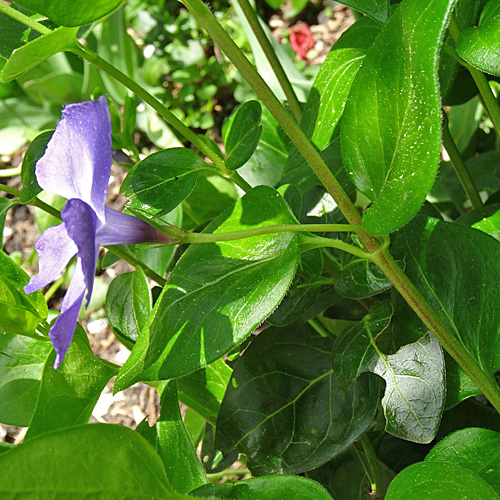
[50,259,86,368]
[35,96,111,219]
[24,223,77,295]
[61,199,99,307]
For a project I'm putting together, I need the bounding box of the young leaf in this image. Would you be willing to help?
[0,332,52,426]
[223,100,263,170]
[192,475,333,500]
[115,186,300,389]
[341,0,458,235]
[341,0,390,23]
[121,147,212,218]
[0,250,48,338]
[137,381,207,494]
[1,27,78,83]
[215,324,380,475]
[425,428,500,493]
[14,0,123,27]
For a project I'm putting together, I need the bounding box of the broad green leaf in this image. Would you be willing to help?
[0,250,48,338]
[192,474,333,500]
[446,97,483,152]
[283,17,381,194]
[1,27,78,83]
[341,0,458,235]
[0,5,40,60]
[137,381,207,494]
[121,148,212,218]
[177,358,232,426]
[115,186,300,389]
[0,443,14,454]
[223,100,263,170]
[23,71,84,105]
[0,198,18,240]
[471,209,500,241]
[386,462,500,499]
[216,324,380,475]
[457,0,500,77]
[106,268,152,348]
[25,325,117,440]
[0,424,183,499]
[15,0,123,27]
[19,129,52,203]
[426,428,500,493]
[391,216,500,396]
[334,301,446,443]
[341,0,389,23]
[0,332,52,426]
[200,422,238,474]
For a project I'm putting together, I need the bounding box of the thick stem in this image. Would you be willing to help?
[233,0,302,121]
[442,112,483,209]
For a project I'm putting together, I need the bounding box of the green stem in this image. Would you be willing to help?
[299,235,371,260]
[448,16,500,138]
[44,276,65,302]
[207,468,251,481]
[307,317,331,338]
[182,223,362,243]
[442,112,483,209]
[0,183,20,197]
[30,197,63,220]
[360,434,382,499]
[233,0,302,121]
[0,2,51,35]
[0,166,21,177]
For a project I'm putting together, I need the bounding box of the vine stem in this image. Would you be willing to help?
[442,112,483,209]
[448,16,500,138]
[233,0,303,121]
[182,0,500,413]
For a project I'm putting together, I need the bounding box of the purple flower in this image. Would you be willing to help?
[25,96,171,368]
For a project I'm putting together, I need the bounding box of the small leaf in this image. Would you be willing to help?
[192,475,333,500]
[105,268,152,348]
[0,250,48,338]
[223,100,263,170]
[115,186,300,389]
[386,462,500,499]
[1,27,78,83]
[121,147,212,218]
[216,324,380,475]
[341,0,458,235]
[15,0,123,27]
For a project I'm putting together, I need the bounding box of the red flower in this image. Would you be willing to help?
[289,23,315,60]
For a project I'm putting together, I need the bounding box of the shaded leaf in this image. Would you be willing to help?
[341,0,389,23]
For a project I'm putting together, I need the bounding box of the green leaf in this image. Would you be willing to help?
[200,422,238,474]
[23,72,84,105]
[15,0,123,27]
[115,186,300,389]
[1,27,78,83]
[105,268,152,348]
[341,0,389,23]
[137,381,207,494]
[25,325,117,440]
[334,301,446,443]
[0,5,40,60]
[425,428,500,493]
[0,250,48,338]
[446,97,483,153]
[386,462,500,499]
[216,324,380,475]
[19,129,52,203]
[0,332,52,426]
[121,148,212,218]
[192,474,333,500]
[471,209,500,241]
[0,424,182,499]
[341,0,457,235]
[223,100,263,170]
[457,0,500,77]
[0,198,18,240]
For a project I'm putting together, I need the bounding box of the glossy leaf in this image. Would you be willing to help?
[25,325,117,440]
[115,186,300,389]
[341,0,389,23]
[106,268,152,348]
[121,147,212,218]
[1,27,78,83]
[0,250,48,338]
[0,424,183,499]
[386,462,499,499]
[137,381,207,494]
[15,0,123,27]
[457,0,500,77]
[223,100,263,170]
[341,0,457,235]
[0,332,52,426]
[0,5,40,60]
[19,129,52,203]
[216,324,380,475]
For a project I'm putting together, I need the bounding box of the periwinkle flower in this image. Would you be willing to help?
[25,96,172,368]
